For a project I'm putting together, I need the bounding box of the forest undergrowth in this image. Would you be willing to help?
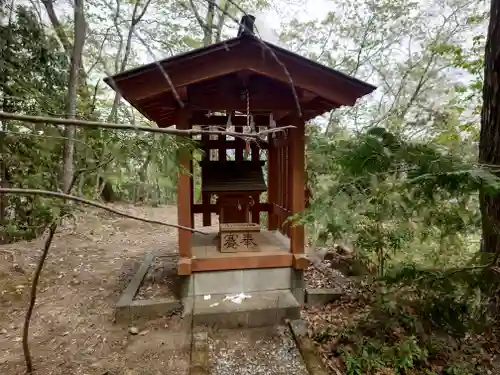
[301,127,500,375]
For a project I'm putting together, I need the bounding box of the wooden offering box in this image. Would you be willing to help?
[219,223,261,253]
[218,193,252,224]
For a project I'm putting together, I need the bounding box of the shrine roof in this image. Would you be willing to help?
[104,34,376,126]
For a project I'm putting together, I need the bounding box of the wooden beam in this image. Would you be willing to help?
[186,96,302,112]
[178,86,188,101]
[201,130,211,226]
[189,114,271,126]
[189,157,194,228]
[273,203,291,216]
[192,253,293,272]
[267,139,278,230]
[115,44,357,107]
[176,108,193,258]
[178,257,192,275]
[288,116,305,258]
[186,74,303,112]
[292,254,309,270]
[273,136,289,148]
[116,50,252,102]
[192,202,271,214]
[273,91,319,122]
[276,136,284,232]
[200,138,268,150]
[284,142,290,237]
[246,45,356,106]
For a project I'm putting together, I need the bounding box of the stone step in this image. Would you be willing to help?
[185,290,300,328]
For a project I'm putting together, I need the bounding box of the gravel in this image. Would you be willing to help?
[208,326,309,375]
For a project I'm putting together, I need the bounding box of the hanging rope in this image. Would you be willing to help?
[245,88,250,154]
[246,89,250,129]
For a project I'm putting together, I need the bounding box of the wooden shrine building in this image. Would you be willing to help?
[104,16,375,276]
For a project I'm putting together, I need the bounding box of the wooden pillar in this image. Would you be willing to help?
[278,140,284,232]
[201,131,211,226]
[284,140,290,236]
[189,159,194,228]
[288,116,307,269]
[267,136,278,230]
[251,142,260,224]
[176,108,192,275]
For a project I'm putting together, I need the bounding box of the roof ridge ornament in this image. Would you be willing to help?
[237,15,256,37]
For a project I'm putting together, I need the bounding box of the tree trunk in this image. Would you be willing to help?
[62,0,86,192]
[135,153,152,203]
[214,0,229,43]
[0,0,16,240]
[204,0,215,46]
[41,0,89,100]
[100,177,115,202]
[23,2,86,371]
[478,0,500,252]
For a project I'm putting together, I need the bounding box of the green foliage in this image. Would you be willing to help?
[302,126,492,275]
[1,5,71,242]
[341,335,428,375]
[327,261,500,375]
[0,3,190,243]
[302,121,496,371]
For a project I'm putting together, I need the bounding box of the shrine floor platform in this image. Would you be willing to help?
[189,230,294,272]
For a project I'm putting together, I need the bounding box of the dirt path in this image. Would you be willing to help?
[1,204,329,375]
[0,204,195,375]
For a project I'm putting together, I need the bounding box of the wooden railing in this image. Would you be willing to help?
[268,130,292,236]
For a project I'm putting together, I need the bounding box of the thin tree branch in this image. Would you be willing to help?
[2,130,89,147]
[70,155,115,188]
[0,111,294,138]
[0,188,209,234]
[41,0,72,54]
[86,28,112,76]
[214,0,230,43]
[108,0,154,122]
[189,0,209,33]
[100,1,183,108]
[133,0,154,23]
[89,80,100,115]
[23,219,57,374]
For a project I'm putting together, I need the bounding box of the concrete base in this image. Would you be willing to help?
[115,253,182,323]
[305,288,343,307]
[289,319,329,375]
[116,256,305,326]
[185,290,300,328]
[180,267,304,297]
[180,267,305,328]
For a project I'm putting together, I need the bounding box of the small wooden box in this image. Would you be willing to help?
[219,223,260,253]
[217,193,251,224]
